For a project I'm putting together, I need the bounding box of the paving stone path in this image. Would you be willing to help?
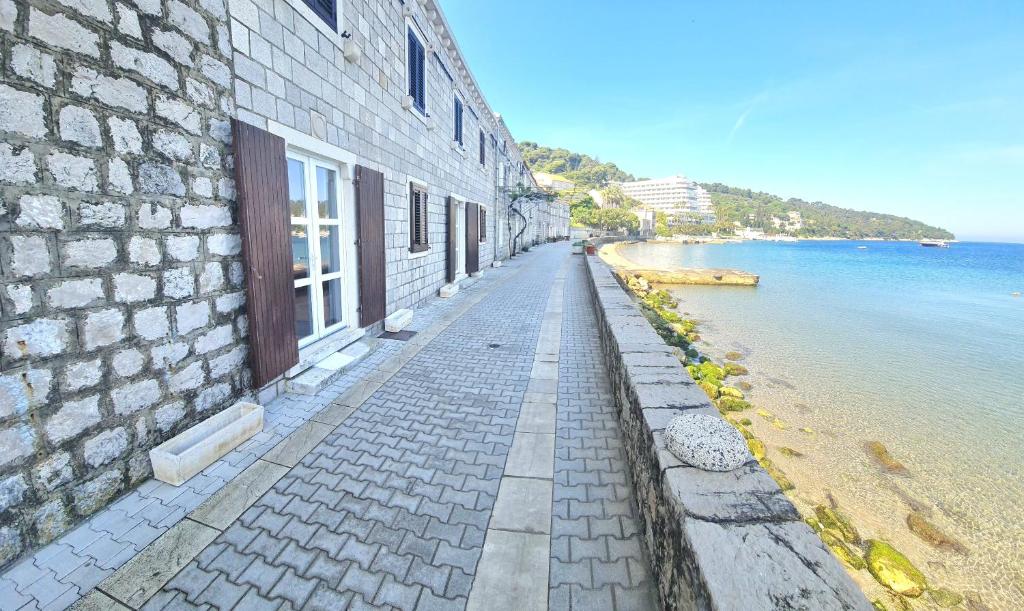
[69,244,656,611]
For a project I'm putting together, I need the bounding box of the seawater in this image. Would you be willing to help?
[618,240,1024,608]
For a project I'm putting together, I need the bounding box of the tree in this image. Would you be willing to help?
[599,185,641,209]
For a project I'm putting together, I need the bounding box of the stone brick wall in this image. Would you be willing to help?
[0,0,243,568]
[582,253,871,610]
[225,0,557,310]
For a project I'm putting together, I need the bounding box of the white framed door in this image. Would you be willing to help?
[287,152,350,347]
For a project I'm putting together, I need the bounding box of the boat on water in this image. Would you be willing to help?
[920,240,950,248]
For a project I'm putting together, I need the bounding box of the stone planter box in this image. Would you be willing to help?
[150,402,264,486]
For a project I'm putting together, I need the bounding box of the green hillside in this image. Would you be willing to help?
[520,142,634,190]
[519,142,954,239]
[703,183,955,240]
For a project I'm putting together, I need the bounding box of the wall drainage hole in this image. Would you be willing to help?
[488,343,501,348]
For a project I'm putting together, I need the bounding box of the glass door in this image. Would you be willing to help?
[287,152,347,347]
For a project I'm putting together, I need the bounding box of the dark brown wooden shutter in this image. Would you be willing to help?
[446,197,457,283]
[355,165,386,327]
[232,119,298,387]
[466,203,479,275]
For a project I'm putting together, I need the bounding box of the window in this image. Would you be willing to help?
[480,207,487,242]
[407,27,426,113]
[287,152,347,346]
[479,130,485,165]
[300,0,336,30]
[453,96,463,146]
[409,183,429,253]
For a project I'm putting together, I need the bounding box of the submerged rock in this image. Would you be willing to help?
[738,418,752,426]
[906,512,969,555]
[737,380,753,392]
[756,408,774,420]
[723,362,749,377]
[928,587,964,608]
[778,446,804,457]
[814,505,861,544]
[865,441,909,474]
[724,351,744,361]
[747,438,766,461]
[865,539,928,597]
[664,413,751,471]
[821,530,866,570]
[758,457,794,491]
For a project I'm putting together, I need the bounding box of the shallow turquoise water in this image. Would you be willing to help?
[619,240,1024,607]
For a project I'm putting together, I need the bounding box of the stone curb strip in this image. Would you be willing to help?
[467,260,568,611]
[69,254,541,609]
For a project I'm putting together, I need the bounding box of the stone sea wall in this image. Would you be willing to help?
[582,253,871,610]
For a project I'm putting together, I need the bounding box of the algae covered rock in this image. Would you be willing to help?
[865,441,908,474]
[865,539,927,597]
[906,512,968,555]
[699,381,720,400]
[814,505,861,544]
[717,397,751,412]
[756,408,774,420]
[724,351,744,361]
[719,386,744,399]
[747,438,766,461]
[820,530,866,570]
[758,457,794,490]
[723,362,749,377]
[778,446,804,458]
[737,380,753,392]
[739,417,752,426]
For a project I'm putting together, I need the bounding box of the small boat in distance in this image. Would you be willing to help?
[857,245,868,249]
[920,240,950,248]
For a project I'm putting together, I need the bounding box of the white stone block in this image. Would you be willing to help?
[384,308,413,332]
[439,282,459,298]
[150,402,263,486]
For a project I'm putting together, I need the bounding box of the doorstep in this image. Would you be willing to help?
[285,338,377,395]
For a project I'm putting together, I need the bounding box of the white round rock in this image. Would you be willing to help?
[664,413,750,472]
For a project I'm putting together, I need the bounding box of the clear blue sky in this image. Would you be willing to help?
[442,1,1024,242]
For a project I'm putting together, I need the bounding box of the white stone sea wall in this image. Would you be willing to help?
[583,253,871,610]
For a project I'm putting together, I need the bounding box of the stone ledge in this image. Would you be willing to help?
[583,254,871,611]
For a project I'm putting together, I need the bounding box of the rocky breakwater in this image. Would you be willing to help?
[582,253,870,610]
[598,242,759,286]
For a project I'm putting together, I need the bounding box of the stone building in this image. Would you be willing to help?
[0,0,567,568]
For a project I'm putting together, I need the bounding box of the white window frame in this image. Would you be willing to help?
[280,0,346,48]
[405,18,428,121]
[407,176,431,260]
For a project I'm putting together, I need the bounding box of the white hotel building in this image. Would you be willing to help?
[618,176,716,223]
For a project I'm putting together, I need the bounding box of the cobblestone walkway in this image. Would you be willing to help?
[65,244,656,610]
[549,257,657,610]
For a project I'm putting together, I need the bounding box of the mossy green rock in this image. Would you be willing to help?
[820,530,866,570]
[871,600,888,611]
[723,362,749,377]
[927,587,963,608]
[719,386,744,399]
[699,381,720,400]
[698,362,725,380]
[739,418,752,426]
[685,348,699,359]
[717,397,751,412]
[747,438,766,461]
[737,381,753,392]
[778,446,804,458]
[865,539,927,597]
[759,457,794,491]
[814,505,861,544]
